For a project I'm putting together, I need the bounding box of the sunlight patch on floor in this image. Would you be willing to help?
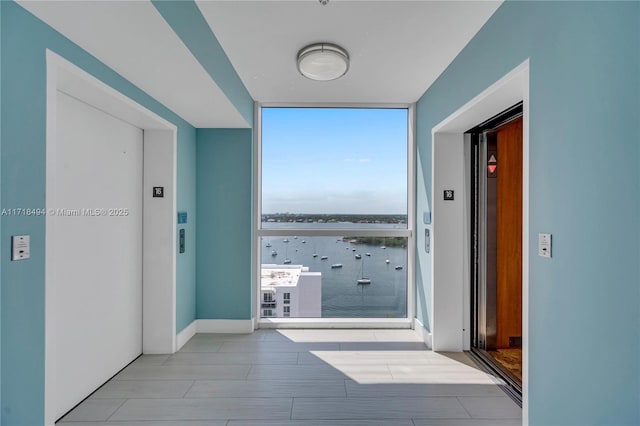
[309,350,505,385]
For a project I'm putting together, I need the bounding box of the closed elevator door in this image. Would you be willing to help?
[470,105,523,398]
[50,91,143,421]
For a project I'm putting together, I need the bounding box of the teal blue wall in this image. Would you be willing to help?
[196,129,253,320]
[414,158,430,330]
[177,126,197,333]
[416,1,639,424]
[152,0,253,330]
[0,0,3,414]
[0,3,198,423]
[152,0,254,126]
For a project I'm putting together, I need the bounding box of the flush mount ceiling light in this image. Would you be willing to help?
[297,43,349,81]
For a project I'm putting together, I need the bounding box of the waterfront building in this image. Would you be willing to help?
[260,264,321,318]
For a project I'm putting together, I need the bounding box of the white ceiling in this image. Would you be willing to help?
[17,0,502,127]
[17,0,249,128]
[197,0,502,104]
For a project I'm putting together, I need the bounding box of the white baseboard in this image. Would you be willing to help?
[178,318,422,348]
[415,318,433,349]
[174,319,255,352]
[258,318,412,329]
[176,320,197,351]
[196,319,255,334]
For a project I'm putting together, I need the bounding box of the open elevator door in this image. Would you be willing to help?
[469,102,523,404]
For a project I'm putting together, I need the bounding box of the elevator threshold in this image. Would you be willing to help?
[489,348,522,381]
[469,348,522,407]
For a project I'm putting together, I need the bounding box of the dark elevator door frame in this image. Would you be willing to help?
[468,102,523,404]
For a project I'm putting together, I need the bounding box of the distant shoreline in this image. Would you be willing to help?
[342,236,406,248]
[262,213,407,225]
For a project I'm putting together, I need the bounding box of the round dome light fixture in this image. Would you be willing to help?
[297,43,349,81]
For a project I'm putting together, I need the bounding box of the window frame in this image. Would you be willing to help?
[253,103,416,328]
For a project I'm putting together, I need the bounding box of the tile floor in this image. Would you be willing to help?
[58,329,522,425]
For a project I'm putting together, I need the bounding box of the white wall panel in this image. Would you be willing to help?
[432,133,465,352]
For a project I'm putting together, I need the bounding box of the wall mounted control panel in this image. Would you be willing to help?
[425,229,430,254]
[538,233,552,258]
[12,235,31,261]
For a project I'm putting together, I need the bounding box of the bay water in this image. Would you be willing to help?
[261,222,408,318]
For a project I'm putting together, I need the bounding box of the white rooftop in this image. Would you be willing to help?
[261,264,305,288]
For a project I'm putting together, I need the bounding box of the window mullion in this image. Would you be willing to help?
[258,229,411,238]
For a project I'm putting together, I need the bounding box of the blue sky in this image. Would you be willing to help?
[262,108,408,214]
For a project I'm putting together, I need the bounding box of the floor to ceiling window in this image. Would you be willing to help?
[256,107,414,322]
